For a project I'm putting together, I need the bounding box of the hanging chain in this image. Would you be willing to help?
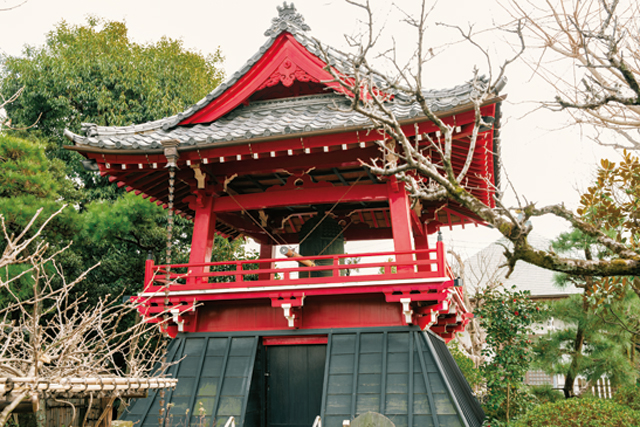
[163,166,176,314]
[165,167,176,268]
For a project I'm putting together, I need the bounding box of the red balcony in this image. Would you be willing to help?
[136,240,471,339]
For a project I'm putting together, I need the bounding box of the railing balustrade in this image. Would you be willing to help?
[143,242,453,293]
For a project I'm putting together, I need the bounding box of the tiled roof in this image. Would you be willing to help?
[64,3,491,151]
[64,82,483,150]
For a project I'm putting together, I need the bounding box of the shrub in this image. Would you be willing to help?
[513,398,640,427]
[614,383,640,412]
[448,340,483,390]
[528,385,563,405]
[475,286,545,422]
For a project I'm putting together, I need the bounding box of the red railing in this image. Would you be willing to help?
[137,240,471,341]
[143,241,453,294]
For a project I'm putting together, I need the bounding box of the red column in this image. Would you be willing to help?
[387,177,414,273]
[258,243,275,281]
[413,225,431,272]
[189,194,217,283]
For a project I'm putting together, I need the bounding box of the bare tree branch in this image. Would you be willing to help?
[313,0,640,280]
[0,0,28,11]
[0,209,178,424]
[510,0,640,150]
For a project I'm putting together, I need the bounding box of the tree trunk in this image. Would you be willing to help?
[564,326,585,398]
[0,392,29,427]
[506,385,511,422]
[35,398,46,427]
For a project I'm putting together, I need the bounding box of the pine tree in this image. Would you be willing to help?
[534,230,640,397]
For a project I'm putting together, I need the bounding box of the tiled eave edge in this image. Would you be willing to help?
[64,94,506,155]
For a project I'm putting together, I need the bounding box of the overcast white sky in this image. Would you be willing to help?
[0,0,619,257]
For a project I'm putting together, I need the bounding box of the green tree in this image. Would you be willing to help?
[1,16,224,199]
[448,340,483,392]
[534,293,639,397]
[576,152,640,301]
[475,286,544,423]
[533,229,640,398]
[513,398,640,427]
[0,133,80,305]
[0,133,78,235]
[0,17,228,309]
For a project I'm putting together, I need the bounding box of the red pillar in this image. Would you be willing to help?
[413,225,431,272]
[387,177,414,273]
[189,195,217,283]
[259,243,275,281]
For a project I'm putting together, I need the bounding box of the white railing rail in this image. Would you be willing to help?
[224,416,236,427]
[312,416,322,427]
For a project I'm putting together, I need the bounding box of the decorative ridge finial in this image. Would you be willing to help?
[264,2,311,37]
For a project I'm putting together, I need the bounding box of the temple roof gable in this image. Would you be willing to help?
[63,3,504,157]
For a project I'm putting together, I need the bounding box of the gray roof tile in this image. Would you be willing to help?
[64,4,493,151]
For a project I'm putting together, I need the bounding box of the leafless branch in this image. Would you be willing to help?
[510,0,640,150]
[0,209,178,424]
[0,87,42,131]
[314,0,640,279]
[0,0,28,11]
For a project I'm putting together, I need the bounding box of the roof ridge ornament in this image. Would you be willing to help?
[264,2,310,37]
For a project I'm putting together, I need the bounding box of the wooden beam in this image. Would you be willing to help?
[213,183,388,213]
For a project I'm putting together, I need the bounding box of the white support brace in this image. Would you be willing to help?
[400,298,413,324]
[281,303,296,328]
[170,308,185,332]
[441,296,450,313]
[423,310,439,330]
[170,300,197,332]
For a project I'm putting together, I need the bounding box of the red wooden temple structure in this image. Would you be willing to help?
[65,3,500,427]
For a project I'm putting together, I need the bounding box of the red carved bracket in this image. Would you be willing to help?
[257,57,320,90]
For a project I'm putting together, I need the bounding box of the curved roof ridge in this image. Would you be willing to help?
[64,4,500,147]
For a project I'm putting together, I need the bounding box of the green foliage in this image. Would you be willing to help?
[0,133,78,236]
[476,286,545,423]
[576,152,640,300]
[0,134,80,306]
[0,17,227,322]
[614,383,640,412]
[533,293,639,390]
[536,228,640,397]
[65,194,184,304]
[2,17,223,137]
[513,398,640,427]
[578,153,640,245]
[82,192,171,253]
[448,340,483,389]
[1,16,224,200]
[528,385,563,405]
